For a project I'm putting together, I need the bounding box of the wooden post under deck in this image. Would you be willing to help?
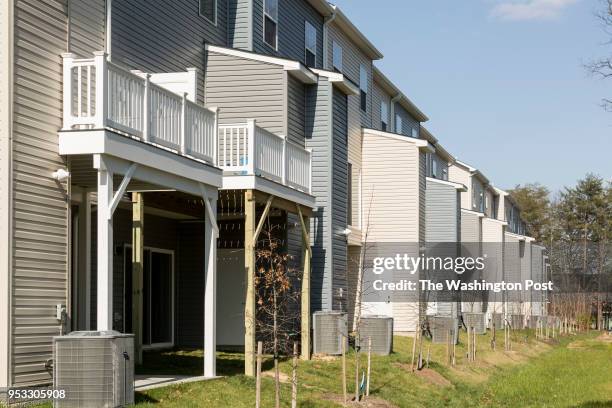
[244,190,257,376]
[297,206,311,360]
[132,192,144,365]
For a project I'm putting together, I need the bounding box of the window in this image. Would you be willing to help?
[199,0,217,24]
[411,127,418,138]
[304,22,317,67]
[395,114,402,134]
[359,65,368,112]
[347,163,353,225]
[442,167,448,181]
[264,0,278,49]
[432,159,438,178]
[332,41,343,72]
[381,101,388,131]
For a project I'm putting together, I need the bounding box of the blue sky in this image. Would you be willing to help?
[332,0,612,193]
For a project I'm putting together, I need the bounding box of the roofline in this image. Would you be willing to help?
[307,0,334,15]
[330,5,383,60]
[426,177,467,192]
[311,68,359,95]
[362,128,433,151]
[205,44,318,84]
[373,66,429,122]
[454,159,490,185]
[420,127,455,164]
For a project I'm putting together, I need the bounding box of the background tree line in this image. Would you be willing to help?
[509,175,612,328]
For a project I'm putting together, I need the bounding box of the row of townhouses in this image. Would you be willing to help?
[0,0,549,388]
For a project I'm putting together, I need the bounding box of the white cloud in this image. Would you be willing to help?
[491,0,579,21]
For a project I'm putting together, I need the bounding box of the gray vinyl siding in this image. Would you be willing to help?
[372,81,390,132]
[228,0,252,49]
[531,245,544,316]
[426,180,460,243]
[504,234,521,308]
[68,0,105,58]
[394,104,419,138]
[305,78,331,311]
[204,51,286,135]
[327,25,372,128]
[252,0,324,68]
[287,74,306,147]
[520,240,532,306]
[427,152,449,180]
[331,87,348,312]
[11,0,69,386]
[112,0,228,106]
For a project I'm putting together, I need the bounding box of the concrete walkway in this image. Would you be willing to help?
[134,374,220,391]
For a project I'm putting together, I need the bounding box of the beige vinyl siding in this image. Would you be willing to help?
[460,210,481,244]
[0,0,13,388]
[12,0,69,386]
[362,132,421,243]
[448,164,472,210]
[68,0,105,58]
[228,0,252,49]
[204,51,286,135]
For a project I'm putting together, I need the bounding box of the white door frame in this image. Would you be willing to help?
[123,244,175,350]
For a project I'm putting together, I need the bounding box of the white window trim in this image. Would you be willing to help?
[304,21,317,65]
[263,0,279,50]
[198,0,217,26]
[332,40,343,71]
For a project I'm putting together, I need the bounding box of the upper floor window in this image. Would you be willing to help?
[411,127,418,138]
[332,41,343,72]
[359,65,368,112]
[395,114,402,134]
[432,159,438,178]
[381,101,388,131]
[347,162,353,226]
[264,0,278,49]
[442,167,448,181]
[199,0,217,25]
[305,22,317,67]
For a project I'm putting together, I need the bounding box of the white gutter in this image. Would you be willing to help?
[390,93,402,132]
[106,0,112,60]
[322,10,337,70]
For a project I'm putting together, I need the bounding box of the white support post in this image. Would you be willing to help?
[210,107,219,166]
[202,188,218,378]
[61,53,75,130]
[281,137,287,186]
[247,119,256,176]
[93,51,108,130]
[96,156,114,331]
[143,73,151,142]
[78,190,92,330]
[180,93,187,155]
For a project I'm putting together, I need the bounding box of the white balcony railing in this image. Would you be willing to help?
[62,51,218,165]
[219,121,312,194]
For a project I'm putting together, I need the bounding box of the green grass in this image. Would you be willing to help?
[133,331,612,407]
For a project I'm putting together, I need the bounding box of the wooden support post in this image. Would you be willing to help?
[203,193,218,378]
[244,190,257,377]
[132,192,144,365]
[297,205,311,360]
[292,342,298,408]
[342,340,347,406]
[96,156,113,331]
[256,341,262,408]
[366,337,372,397]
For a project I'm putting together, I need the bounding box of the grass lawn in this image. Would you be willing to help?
[134,330,612,407]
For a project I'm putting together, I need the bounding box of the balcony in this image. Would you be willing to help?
[218,123,311,194]
[61,52,312,195]
[62,51,218,165]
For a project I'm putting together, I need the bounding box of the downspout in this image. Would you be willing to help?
[322,10,337,70]
[390,93,401,133]
[105,0,112,60]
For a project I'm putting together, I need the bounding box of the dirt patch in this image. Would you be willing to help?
[320,393,399,408]
[392,363,453,388]
[313,354,338,361]
[596,333,612,343]
[567,340,587,349]
[262,370,290,383]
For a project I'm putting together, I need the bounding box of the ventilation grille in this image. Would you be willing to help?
[510,314,524,329]
[356,316,393,355]
[490,313,503,329]
[462,313,486,334]
[53,331,134,408]
[313,312,347,355]
[431,316,458,344]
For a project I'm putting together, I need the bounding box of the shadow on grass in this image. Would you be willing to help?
[134,392,159,404]
[135,348,276,377]
[570,401,612,408]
